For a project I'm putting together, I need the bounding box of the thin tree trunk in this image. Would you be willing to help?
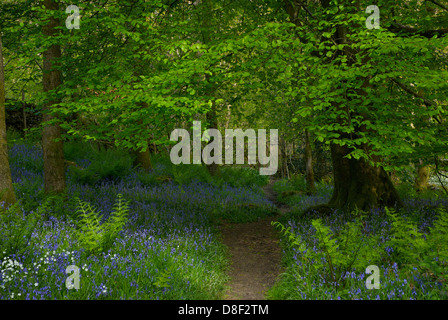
[22,88,27,131]
[205,104,220,176]
[202,0,220,177]
[42,0,66,195]
[225,104,231,128]
[0,30,17,209]
[132,142,152,172]
[304,129,316,195]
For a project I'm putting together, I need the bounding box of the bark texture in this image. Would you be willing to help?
[205,105,220,176]
[304,130,316,195]
[42,0,66,195]
[328,144,403,211]
[0,31,17,209]
[415,164,431,191]
[132,145,152,172]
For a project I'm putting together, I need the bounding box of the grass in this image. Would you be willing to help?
[3,131,448,300]
[0,136,273,300]
[267,177,448,300]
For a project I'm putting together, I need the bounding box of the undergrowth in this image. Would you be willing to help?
[269,206,448,300]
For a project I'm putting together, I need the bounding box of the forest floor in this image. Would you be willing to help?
[220,179,290,299]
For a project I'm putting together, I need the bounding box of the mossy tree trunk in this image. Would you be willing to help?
[415,164,431,191]
[304,129,316,195]
[42,0,66,195]
[0,30,17,209]
[328,143,403,211]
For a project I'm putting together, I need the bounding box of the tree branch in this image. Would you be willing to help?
[296,0,316,20]
[392,78,435,107]
[426,0,448,12]
[34,58,43,71]
[388,22,448,38]
[392,78,442,124]
[434,156,448,194]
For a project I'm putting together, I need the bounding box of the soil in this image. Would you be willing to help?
[220,180,289,300]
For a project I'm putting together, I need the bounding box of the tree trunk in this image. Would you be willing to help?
[132,145,152,172]
[0,30,17,209]
[304,129,316,195]
[22,88,27,131]
[205,105,220,176]
[42,0,66,195]
[130,117,152,172]
[202,0,220,177]
[326,143,403,212]
[415,164,431,191]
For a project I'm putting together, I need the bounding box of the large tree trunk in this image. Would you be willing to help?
[304,129,316,195]
[42,0,66,195]
[328,143,403,212]
[0,30,17,209]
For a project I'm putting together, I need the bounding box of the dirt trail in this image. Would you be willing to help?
[220,180,289,300]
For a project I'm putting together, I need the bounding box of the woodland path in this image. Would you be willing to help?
[220,179,290,300]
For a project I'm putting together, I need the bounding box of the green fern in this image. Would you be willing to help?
[384,207,448,292]
[427,207,448,260]
[274,217,384,290]
[75,198,104,254]
[154,265,174,289]
[385,207,428,266]
[421,207,448,287]
[102,194,129,250]
[0,202,40,258]
[272,221,306,251]
[75,194,129,255]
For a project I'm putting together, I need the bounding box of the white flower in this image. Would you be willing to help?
[34,283,38,287]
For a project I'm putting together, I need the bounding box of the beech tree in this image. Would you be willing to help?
[5,0,445,214]
[281,0,448,211]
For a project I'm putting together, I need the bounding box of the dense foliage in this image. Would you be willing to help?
[1,0,447,301]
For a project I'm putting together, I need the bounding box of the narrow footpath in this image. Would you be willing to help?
[220,180,289,300]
